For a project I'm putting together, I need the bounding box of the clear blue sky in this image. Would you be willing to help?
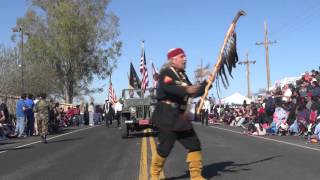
[1,0,320,104]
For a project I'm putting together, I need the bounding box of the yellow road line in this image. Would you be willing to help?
[148,129,165,179]
[139,129,148,180]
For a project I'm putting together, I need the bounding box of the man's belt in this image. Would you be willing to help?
[161,100,187,111]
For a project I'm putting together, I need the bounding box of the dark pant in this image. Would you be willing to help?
[157,129,201,158]
[106,112,114,127]
[203,111,208,125]
[25,109,34,136]
[0,127,7,139]
[115,111,122,127]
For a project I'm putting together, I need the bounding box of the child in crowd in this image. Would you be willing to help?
[311,117,320,142]
[248,123,267,136]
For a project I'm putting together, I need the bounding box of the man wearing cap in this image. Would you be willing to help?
[35,93,49,143]
[105,99,114,127]
[150,48,209,180]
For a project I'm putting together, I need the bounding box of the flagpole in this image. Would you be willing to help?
[108,68,114,104]
[108,73,111,102]
[127,72,132,89]
[140,40,149,93]
[128,61,133,89]
[109,72,112,90]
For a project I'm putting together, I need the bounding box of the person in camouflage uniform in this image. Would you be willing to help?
[35,93,49,143]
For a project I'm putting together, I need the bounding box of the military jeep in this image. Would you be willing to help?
[120,88,157,138]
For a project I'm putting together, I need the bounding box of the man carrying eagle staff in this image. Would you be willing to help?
[150,10,246,180]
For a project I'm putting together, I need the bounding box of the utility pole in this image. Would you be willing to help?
[239,52,256,98]
[200,58,203,82]
[12,26,25,93]
[109,69,113,89]
[255,20,277,90]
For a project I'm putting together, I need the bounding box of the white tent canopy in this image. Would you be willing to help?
[221,92,253,105]
[274,76,300,88]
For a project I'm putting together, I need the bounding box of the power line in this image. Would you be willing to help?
[270,2,320,37]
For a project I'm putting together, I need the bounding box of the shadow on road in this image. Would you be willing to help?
[163,155,282,180]
[48,128,75,135]
[0,141,16,146]
[202,155,283,179]
[122,131,158,139]
[162,173,189,180]
[48,137,84,144]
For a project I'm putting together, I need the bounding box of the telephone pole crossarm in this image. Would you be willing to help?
[255,40,277,46]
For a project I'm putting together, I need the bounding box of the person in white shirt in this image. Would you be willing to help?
[202,98,211,126]
[88,102,94,126]
[312,120,320,140]
[282,84,292,102]
[33,96,40,135]
[103,99,109,127]
[79,101,85,127]
[114,99,123,128]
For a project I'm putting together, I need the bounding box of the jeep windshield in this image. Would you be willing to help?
[122,88,156,99]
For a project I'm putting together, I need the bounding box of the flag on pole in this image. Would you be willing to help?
[129,62,141,89]
[140,41,149,92]
[151,62,159,88]
[108,82,116,104]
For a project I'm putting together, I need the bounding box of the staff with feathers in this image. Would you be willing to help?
[197,10,246,114]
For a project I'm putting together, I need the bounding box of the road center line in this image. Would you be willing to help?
[209,125,320,152]
[148,129,165,179]
[139,129,148,180]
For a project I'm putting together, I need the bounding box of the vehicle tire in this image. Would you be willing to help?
[121,116,129,138]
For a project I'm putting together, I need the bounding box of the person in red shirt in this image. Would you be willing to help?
[73,106,80,115]
[65,107,75,125]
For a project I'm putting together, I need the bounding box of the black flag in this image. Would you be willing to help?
[129,62,141,89]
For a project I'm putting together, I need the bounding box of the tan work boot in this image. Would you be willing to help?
[150,152,166,180]
[186,151,206,180]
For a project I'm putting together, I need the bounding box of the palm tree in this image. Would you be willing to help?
[194,59,211,84]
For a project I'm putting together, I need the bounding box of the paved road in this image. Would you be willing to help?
[0,123,319,180]
[0,125,141,180]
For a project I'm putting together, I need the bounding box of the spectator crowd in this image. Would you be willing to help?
[197,67,320,143]
[0,94,110,142]
[1,67,319,145]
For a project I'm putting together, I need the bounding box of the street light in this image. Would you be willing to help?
[12,26,29,94]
